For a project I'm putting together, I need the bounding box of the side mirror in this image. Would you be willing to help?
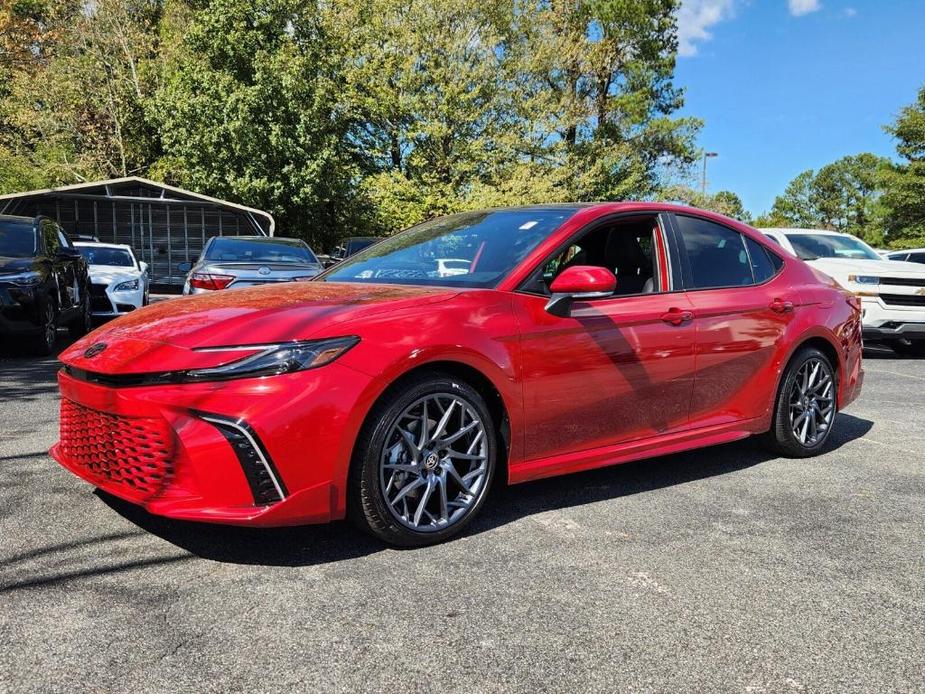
[139,261,148,273]
[57,247,81,259]
[177,262,192,273]
[545,265,616,317]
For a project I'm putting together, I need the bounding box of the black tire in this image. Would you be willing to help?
[762,347,837,458]
[348,373,497,547]
[68,293,92,338]
[33,301,57,356]
[889,339,925,358]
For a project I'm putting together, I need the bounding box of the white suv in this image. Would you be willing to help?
[761,228,925,357]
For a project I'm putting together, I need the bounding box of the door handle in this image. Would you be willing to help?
[770,298,794,313]
[660,308,694,326]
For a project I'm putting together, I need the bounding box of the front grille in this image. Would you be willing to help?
[90,283,112,312]
[881,293,925,308]
[59,399,174,502]
[881,277,925,287]
[89,283,108,297]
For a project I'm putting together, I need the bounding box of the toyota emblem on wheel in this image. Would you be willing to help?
[83,342,107,358]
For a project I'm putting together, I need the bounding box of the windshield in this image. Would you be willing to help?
[0,220,38,258]
[323,208,578,288]
[204,238,318,264]
[77,246,135,267]
[786,233,880,261]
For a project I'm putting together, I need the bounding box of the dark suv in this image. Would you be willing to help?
[0,215,92,354]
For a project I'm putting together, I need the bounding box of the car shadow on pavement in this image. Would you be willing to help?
[0,334,73,401]
[99,412,874,565]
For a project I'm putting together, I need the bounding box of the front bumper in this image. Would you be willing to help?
[50,363,374,526]
[859,296,925,341]
[89,281,144,316]
[0,284,43,335]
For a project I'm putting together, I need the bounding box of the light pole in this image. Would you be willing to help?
[701,151,718,197]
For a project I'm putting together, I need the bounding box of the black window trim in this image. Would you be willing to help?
[667,212,785,292]
[514,211,680,300]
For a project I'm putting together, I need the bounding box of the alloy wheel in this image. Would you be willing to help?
[788,357,835,447]
[43,305,56,349]
[379,393,489,533]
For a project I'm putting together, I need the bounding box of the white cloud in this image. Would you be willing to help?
[676,0,736,57]
[788,0,822,16]
[844,7,857,17]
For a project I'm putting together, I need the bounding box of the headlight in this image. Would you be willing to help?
[848,274,879,285]
[0,272,41,286]
[113,279,139,292]
[186,336,359,381]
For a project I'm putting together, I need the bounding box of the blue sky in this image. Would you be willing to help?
[673,0,925,215]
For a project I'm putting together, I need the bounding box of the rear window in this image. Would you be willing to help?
[745,237,780,283]
[205,238,318,264]
[0,220,38,258]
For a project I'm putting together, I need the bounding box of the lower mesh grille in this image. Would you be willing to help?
[59,399,174,501]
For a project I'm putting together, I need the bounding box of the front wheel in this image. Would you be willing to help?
[762,347,837,458]
[349,374,497,547]
[32,301,57,356]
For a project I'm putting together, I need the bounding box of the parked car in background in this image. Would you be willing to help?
[320,236,381,267]
[0,215,91,354]
[180,236,322,294]
[762,228,925,356]
[435,258,471,277]
[75,242,149,318]
[884,248,925,265]
[54,203,863,546]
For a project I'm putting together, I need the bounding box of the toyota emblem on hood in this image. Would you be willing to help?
[83,342,107,358]
[258,266,272,276]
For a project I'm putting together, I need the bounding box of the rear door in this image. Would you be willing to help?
[668,214,794,429]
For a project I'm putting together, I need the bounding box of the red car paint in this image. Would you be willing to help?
[51,203,863,527]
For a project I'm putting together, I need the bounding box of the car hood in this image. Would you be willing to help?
[807,257,925,278]
[60,282,460,373]
[88,265,141,283]
[0,256,38,275]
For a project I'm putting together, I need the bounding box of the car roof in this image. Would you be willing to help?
[0,214,39,225]
[888,248,925,254]
[759,228,845,236]
[73,241,133,251]
[210,235,304,245]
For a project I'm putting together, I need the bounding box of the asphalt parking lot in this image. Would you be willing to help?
[1,336,922,693]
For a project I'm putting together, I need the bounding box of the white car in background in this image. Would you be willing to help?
[74,242,149,318]
[884,248,925,265]
[761,228,925,357]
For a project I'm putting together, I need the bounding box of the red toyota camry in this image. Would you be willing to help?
[52,203,863,545]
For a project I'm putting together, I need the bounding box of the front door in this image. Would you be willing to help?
[512,216,697,462]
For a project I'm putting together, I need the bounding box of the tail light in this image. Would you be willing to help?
[189,273,234,290]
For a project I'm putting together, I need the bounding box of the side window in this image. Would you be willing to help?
[675,215,753,289]
[57,228,72,250]
[745,236,780,283]
[42,221,60,255]
[909,252,925,264]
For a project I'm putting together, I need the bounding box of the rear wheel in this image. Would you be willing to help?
[763,347,837,458]
[889,339,925,358]
[349,374,496,546]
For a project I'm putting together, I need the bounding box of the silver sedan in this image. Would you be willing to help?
[180,236,323,294]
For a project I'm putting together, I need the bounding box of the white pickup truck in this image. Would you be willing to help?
[761,228,925,356]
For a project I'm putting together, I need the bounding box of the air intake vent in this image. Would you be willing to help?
[196,412,287,505]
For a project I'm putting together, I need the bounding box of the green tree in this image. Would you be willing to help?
[880,86,925,248]
[659,185,751,222]
[764,154,888,242]
[154,0,369,249]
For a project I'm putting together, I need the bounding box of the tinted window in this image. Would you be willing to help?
[745,237,778,283]
[887,252,908,261]
[675,216,753,289]
[205,238,318,264]
[0,220,38,257]
[42,221,60,255]
[909,252,925,265]
[324,208,577,288]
